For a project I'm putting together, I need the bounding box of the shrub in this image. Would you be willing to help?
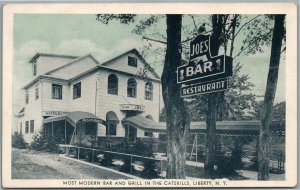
[100,153,114,166]
[120,156,134,174]
[87,150,99,162]
[141,159,159,179]
[214,153,235,177]
[75,148,89,159]
[30,130,58,152]
[132,139,153,157]
[12,132,27,149]
[230,145,244,169]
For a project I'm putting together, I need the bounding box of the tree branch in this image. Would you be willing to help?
[233,30,272,59]
[189,14,198,32]
[280,46,286,54]
[234,15,262,38]
[142,36,167,44]
[233,44,251,59]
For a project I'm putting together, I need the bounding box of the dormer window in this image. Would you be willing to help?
[128,56,137,67]
[35,85,39,100]
[25,91,29,104]
[33,62,37,76]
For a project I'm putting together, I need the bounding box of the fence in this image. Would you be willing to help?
[65,146,168,178]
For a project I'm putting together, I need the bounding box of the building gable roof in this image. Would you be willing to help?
[29,53,78,63]
[45,54,99,76]
[102,49,160,79]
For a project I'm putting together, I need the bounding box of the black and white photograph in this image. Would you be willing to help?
[2,3,297,188]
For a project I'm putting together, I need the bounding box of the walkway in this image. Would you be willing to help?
[12,148,132,179]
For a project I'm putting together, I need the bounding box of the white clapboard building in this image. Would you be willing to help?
[15,49,162,145]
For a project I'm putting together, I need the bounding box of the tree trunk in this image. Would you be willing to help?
[258,15,285,180]
[161,14,190,179]
[205,94,218,177]
[204,14,224,178]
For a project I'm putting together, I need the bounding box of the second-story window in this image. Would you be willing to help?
[127,78,137,98]
[33,63,37,76]
[73,82,81,99]
[107,74,118,95]
[128,56,137,67]
[52,84,62,100]
[35,85,39,100]
[25,91,29,104]
[145,81,153,100]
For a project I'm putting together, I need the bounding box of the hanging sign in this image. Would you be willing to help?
[177,34,232,97]
[177,34,232,84]
[42,111,69,116]
[181,78,228,97]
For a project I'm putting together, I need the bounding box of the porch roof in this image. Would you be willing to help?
[43,111,105,126]
[122,116,285,134]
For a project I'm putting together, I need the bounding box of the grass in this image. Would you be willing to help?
[11,148,131,179]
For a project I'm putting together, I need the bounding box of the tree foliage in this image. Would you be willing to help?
[96,14,136,24]
[186,62,256,121]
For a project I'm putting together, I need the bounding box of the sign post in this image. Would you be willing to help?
[177,34,232,97]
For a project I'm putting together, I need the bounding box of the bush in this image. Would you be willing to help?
[100,153,114,166]
[230,145,243,169]
[214,153,235,177]
[75,148,89,159]
[120,156,134,174]
[141,159,159,179]
[12,132,27,149]
[30,130,58,152]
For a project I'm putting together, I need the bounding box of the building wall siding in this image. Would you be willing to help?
[96,69,161,138]
[22,80,43,142]
[70,73,98,114]
[104,52,158,80]
[17,51,162,143]
[48,56,98,80]
[36,56,76,77]
[41,79,70,112]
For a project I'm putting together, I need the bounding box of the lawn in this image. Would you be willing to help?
[11,148,131,179]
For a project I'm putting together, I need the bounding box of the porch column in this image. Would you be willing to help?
[51,122,54,140]
[64,120,67,144]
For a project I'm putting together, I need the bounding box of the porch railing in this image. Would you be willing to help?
[65,146,167,178]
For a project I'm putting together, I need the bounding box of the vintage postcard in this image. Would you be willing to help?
[2,3,297,188]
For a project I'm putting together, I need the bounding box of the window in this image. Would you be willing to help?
[73,82,81,99]
[106,123,117,136]
[145,81,153,100]
[107,74,118,95]
[33,63,37,76]
[30,120,34,133]
[85,123,97,135]
[128,56,137,67]
[52,84,62,99]
[35,85,39,100]
[25,91,29,104]
[20,122,22,134]
[127,78,137,97]
[25,121,29,134]
[144,131,153,137]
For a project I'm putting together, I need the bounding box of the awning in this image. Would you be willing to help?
[106,111,119,124]
[122,116,285,134]
[122,115,165,133]
[43,111,105,126]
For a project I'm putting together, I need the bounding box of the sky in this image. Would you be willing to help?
[13,14,286,113]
